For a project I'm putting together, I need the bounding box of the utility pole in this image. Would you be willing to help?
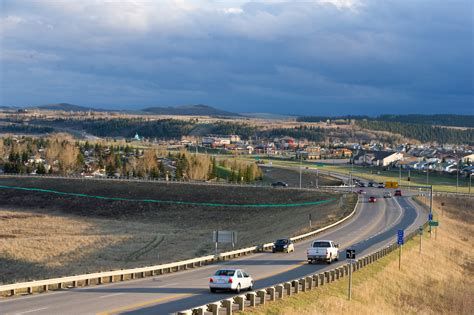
[316,168,319,188]
[299,153,303,189]
[408,168,411,192]
[419,226,422,254]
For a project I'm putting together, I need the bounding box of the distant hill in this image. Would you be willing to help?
[32,103,111,112]
[142,105,239,117]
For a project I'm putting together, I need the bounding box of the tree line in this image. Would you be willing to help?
[356,120,474,145]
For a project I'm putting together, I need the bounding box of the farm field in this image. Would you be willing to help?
[244,196,474,315]
[0,177,355,284]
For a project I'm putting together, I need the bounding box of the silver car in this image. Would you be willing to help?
[209,269,254,293]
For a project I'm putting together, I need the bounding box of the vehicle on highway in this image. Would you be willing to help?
[378,183,385,188]
[394,189,402,196]
[358,182,366,187]
[357,189,366,194]
[368,182,375,187]
[272,181,288,187]
[209,269,253,293]
[307,240,339,264]
[383,192,392,198]
[368,196,377,203]
[272,238,295,253]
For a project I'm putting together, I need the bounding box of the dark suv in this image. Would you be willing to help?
[272,181,288,187]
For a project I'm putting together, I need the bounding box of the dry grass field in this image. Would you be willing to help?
[0,177,354,285]
[244,196,474,315]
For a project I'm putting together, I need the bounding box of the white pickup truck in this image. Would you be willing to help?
[307,240,339,264]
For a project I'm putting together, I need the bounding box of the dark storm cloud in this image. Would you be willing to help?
[0,0,472,114]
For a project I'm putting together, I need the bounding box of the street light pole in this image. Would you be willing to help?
[399,163,402,186]
[456,160,459,193]
[469,173,472,195]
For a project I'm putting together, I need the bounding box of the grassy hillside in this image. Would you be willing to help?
[244,196,473,315]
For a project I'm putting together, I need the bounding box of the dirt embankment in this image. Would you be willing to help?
[0,177,355,284]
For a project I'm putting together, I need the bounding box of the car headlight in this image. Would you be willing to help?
[283,245,288,248]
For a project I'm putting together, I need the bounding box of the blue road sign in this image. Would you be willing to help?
[428,213,433,221]
[397,229,404,245]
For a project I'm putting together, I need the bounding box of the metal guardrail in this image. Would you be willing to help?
[0,193,359,297]
[175,220,429,315]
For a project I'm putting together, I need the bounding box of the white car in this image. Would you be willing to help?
[209,269,254,293]
[307,240,339,264]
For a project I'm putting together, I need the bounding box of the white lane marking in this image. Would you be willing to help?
[0,292,67,304]
[98,293,124,299]
[14,307,49,314]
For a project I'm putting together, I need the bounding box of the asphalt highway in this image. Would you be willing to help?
[1,186,427,315]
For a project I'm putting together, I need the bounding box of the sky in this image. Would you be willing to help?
[1,0,473,115]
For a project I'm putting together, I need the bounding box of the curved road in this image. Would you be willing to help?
[1,186,427,315]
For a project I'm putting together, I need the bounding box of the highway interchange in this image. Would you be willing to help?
[1,178,427,315]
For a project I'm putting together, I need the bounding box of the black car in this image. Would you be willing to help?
[272,239,295,253]
[272,181,288,187]
[368,182,375,187]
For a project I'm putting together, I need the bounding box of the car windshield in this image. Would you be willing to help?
[313,241,331,247]
[214,270,235,276]
[275,239,288,245]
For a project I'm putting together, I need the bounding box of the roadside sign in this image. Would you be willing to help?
[346,249,356,259]
[428,213,433,221]
[418,226,423,235]
[429,221,439,227]
[213,231,237,243]
[397,229,404,245]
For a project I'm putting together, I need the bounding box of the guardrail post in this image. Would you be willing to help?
[313,274,320,287]
[43,284,48,292]
[58,282,63,289]
[293,280,300,294]
[344,265,349,276]
[27,287,33,294]
[335,269,340,280]
[221,299,233,315]
[266,287,276,301]
[234,295,246,311]
[207,303,220,315]
[300,278,307,292]
[247,292,257,306]
[72,280,78,287]
[85,278,90,286]
[98,277,103,285]
[339,267,345,278]
[109,276,114,283]
[275,284,284,299]
[324,271,330,283]
[257,289,266,304]
[284,282,292,296]
[306,276,313,290]
[330,270,335,282]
